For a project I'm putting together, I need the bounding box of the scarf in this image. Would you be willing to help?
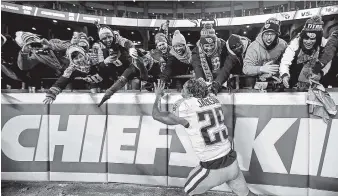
[197,38,222,82]
[169,45,192,65]
[297,47,320,84]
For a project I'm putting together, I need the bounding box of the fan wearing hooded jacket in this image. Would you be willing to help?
[159,30,192,84]
[209,34,251,94]
[243,18,287,81]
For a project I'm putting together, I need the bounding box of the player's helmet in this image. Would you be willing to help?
[183,78,208,99]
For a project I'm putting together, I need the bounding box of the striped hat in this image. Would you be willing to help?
[15,31,40,48]
[200,23,217,45]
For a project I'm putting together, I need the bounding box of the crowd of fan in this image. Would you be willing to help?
[1,15,338,104]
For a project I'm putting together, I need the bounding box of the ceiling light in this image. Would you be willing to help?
[246,25,250,28]
[53,20,57,23]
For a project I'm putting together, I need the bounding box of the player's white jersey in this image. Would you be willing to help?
[172,95,232,162]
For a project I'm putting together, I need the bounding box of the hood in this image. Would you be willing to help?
[255,32,266,49]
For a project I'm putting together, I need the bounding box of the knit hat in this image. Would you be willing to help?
[301,15,324,39]
[15,31,40,48]
[66,44,91,72]
[94,20,114,40]
[262,18,281,35]
[155,33,167,45]
[172,30,186,46]
[228,34,243,51]
[98,26,113,40]
[67,45,86,61]
[71,32,89,50]
[200,23,217,45]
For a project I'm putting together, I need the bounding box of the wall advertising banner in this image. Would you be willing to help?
[294,8,321,20]
[2,93,338,196]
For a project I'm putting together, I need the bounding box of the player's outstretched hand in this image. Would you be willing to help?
[154,79,165,97]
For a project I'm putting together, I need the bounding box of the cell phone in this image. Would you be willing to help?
[109,49,114,56]
[30,42,43,48]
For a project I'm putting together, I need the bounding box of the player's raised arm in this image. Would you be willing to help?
[152,80,189,128]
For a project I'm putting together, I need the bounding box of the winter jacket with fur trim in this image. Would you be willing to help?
[279,36,331,87]
[243,32,287,76]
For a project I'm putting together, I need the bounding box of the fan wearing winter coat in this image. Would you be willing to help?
[279,15,331,90]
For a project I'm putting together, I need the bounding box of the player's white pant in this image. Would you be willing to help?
[184,159,249,196]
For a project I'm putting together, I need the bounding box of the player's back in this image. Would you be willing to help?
[173,95,232,162]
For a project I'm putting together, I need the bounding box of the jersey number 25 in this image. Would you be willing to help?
[197,107,228,146]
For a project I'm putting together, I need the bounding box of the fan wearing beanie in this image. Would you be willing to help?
[43,34,105,104]
[15,31,71,92]
[191,24,251,94]
[15,31,71,73]
[89,21,148,93]
[208,34,252,95]
[159,30,192,85]
[150,32,171,73]
[279,15,332,90]
[192,24,224,84]
[93,21,145,75]
[243,18,287,80]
